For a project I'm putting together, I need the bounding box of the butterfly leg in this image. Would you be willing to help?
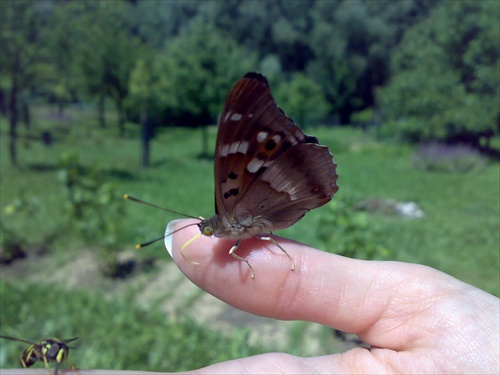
[229,240,255,279]
[255,235,295,272]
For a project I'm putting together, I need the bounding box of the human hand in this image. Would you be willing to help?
[163,219,499,374]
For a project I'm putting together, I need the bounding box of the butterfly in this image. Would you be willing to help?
[127,72,338,278]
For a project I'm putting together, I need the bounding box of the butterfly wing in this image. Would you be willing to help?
[236,142,338,230]
[215,72,338,232]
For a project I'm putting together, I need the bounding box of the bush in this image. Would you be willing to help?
[0,192,42,263]
[379,1,499,144]
[317,197,392,260]
[57,151,127,276]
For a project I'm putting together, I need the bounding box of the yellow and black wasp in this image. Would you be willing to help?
[0,335,79,374]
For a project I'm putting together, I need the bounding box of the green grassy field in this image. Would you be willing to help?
[1,107,499,370]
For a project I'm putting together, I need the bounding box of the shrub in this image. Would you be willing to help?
[0,192,42,263]
[57,151,127,276]
[317,197,392,260]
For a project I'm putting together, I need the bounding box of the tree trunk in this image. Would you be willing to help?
[98,94,106,128]
[141,111,152,169]
[117,98,125,138]
[0,89,7,117]
[21,99,30,130]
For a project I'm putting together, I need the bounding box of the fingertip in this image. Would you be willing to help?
[164,219,203,263]
[164,219,182,259]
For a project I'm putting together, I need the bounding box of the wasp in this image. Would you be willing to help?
[0,335,79,375]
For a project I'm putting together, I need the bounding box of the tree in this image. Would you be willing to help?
[0,0,52,166]
[127,22,256,167]
[275,73,330,128]
[379,0,499,148]
[307,0,439,124]
[127,55,164,168]
[72,1,141,135]
[43,2,85,114]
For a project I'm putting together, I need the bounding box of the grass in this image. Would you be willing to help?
[324,131,500,294]
[0,280,263,371]
[0,106,499,370]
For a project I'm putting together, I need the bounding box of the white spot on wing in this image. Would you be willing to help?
[224,111,231,122]
[229,142,239,154]
[249,114,254,118]
[261,164,297,196]
[247,158,264,173]
[237,141,249,154]
[221,141,249,156]
[256,131,268,143]
[230,113,243,121]
[272,134,282,143]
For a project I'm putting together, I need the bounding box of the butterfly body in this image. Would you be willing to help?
[199,212,273,240]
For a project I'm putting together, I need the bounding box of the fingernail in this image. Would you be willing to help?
[164,219,183,259]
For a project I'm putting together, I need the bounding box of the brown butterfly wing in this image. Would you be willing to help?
[235,143,338,231]
[215,73,307,221]
[215,72,338,232]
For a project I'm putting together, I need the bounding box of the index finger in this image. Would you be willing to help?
[164,219,473,349]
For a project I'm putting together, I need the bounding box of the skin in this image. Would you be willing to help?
[164,219,499,374]
[3,219,498,374]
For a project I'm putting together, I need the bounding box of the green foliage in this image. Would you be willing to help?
[0,280,263,371]
[128,23,257,125]
[351,108,375,126]
[1,0,447,136]
[0,192,41,263]
[0,0,52,89]
[317,197,392,260]
[57,151,126,274]
[307,0,438,123]
[4,0,480,164]
[127,55,162,119]
[275,73,330,127]
[259,54,283,77]
[379,0,500,143]
[0,0,54,165]
[53,1,143,132]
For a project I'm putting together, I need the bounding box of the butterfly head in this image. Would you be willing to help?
[198,221,214,237]
[198,214,225,237]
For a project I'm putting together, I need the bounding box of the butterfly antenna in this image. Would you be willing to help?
[135,235,166,249]
[135,222,201,249]
[123,194,199,219]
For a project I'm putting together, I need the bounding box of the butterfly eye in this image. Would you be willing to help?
[202,226,213,236]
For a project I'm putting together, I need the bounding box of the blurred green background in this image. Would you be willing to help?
[0,0,498,372]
